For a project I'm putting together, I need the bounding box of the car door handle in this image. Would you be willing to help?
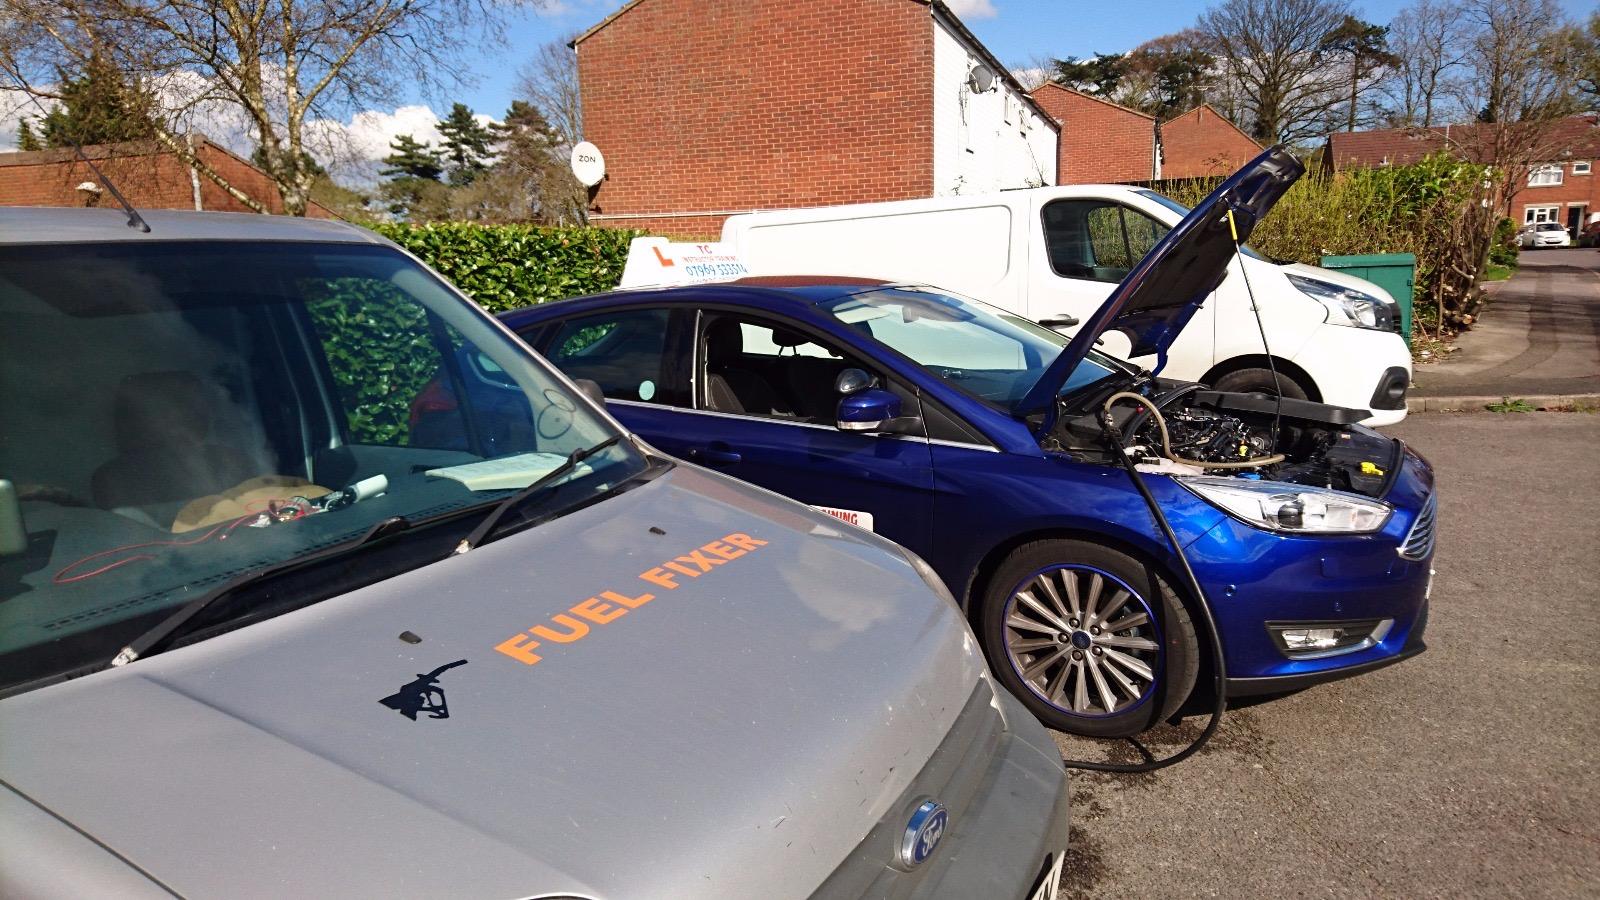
[692,444,742,465]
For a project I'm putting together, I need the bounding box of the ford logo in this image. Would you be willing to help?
[899,800,949,868]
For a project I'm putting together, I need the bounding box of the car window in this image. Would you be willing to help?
[700,313,875,423]
[823,286,1123,410]
[1041,199,1171,283]
[544,308,680,406]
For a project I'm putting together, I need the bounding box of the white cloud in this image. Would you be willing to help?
[943,0,998,20]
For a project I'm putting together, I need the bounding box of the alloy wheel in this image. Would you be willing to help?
[1002,564,1162,717]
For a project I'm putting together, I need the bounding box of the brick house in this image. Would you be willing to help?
[1028,83,1262,185]
[574,0,1058,238]
[0,135,330,217]
[1160,104,1263,179]
[1325,115,1600,237]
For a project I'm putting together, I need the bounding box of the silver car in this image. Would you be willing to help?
[0,208,1068,899]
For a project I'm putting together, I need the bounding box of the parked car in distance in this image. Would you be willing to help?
[501,148,1436,739]
[715,165,1412,425]
[0,208,1070,899]
[1576,219,1600,248]
[1518,221,1573,248]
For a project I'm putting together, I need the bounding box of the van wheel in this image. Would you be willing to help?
[1212,367,1309,401]
[979,540,1198,738]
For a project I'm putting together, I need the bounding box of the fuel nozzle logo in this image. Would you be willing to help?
[380,660,468,721]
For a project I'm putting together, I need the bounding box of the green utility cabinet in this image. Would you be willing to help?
[1319,253,1417,344]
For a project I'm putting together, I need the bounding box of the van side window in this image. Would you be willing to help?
[544,309,680,406]
[1042,200,1170,283]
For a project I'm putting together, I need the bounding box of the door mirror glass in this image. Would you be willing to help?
[835,367,876,395]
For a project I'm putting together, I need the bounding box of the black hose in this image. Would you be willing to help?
[1054,408,1229,774]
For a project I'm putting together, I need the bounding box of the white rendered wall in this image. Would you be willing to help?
[931,18,1057,196]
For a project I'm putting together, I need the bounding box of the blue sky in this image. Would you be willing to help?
[449,0,1594,117]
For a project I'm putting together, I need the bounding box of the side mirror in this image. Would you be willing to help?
[837,388,921,435]
[835,367,876,395]
[572,378,606,406]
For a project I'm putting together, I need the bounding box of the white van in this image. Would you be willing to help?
[720,183,1413,425]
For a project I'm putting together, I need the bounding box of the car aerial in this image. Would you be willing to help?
[1517,221,1573,248]
[497,148,1436,739]
[0,208,1070,898]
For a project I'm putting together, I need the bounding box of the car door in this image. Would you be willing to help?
[526,304,936,554]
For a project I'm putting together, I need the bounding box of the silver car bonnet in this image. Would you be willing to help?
[0,464,985,899]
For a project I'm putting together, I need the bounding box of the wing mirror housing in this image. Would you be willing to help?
[835,370,922,435]
[572,378,606,406]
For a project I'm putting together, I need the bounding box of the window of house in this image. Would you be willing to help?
[1528,165,1563,187]
[1524,206,1560,224]
[1573,161,1591,176]
[543,308,680,406]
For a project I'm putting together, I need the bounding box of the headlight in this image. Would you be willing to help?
[1181,477,1392,534]
[1287,273,1396,332]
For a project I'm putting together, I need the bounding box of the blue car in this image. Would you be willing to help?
[484,149,1434,737]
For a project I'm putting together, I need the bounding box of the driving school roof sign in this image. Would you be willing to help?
[619,237,750,289]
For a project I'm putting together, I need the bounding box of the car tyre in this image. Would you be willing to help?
[1212,367,1310,401]
[979,540,1199,738]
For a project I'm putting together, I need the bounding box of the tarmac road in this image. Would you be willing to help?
[1051,411,1600,899]
[1413,248,1600,399]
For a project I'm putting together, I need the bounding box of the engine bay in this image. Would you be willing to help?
[1054,381,1401,498]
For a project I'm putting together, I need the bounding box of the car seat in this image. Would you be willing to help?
[90,371,258,514]
[704,319,786,415]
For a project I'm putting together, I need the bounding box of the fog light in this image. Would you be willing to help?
[1268,619,1392,659]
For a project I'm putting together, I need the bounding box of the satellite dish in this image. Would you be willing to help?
[967,64,995,93]
[571,141,605,187]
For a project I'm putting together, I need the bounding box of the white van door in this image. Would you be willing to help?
[1025,194,1216,374]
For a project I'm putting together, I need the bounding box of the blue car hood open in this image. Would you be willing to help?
[1015,146,1304,420]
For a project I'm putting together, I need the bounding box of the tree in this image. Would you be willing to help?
[1319,16,1400,131]
[1445,0,1584,220]
[1,0,538,216]
[1195,0,1352,145]
[514,36,587,223]
[379,133,446,219]
[15,118,41,150]
[1567,11,1599,111]
[437,103,495,186]
[33,54,152,148]
[1383,0,1471,127]
[1051,54,1128,97]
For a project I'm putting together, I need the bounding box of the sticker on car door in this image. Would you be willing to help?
[811,505,874,531]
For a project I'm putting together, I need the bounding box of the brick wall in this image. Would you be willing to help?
[1030,83,1155,185]
[1511,159,1598,234]
[577,0,935,238]
[0,138,330,216]
[1160,105,1261,179]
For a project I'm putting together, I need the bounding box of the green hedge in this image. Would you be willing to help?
[369,222,641,313]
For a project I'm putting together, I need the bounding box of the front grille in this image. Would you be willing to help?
[1398,493,1437,561]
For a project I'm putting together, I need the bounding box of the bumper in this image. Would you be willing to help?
[1287,325,1412,427]
[1185,444,1435,687]
[814,681,1071,899]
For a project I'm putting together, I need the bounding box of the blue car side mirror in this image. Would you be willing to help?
[837,388,921,435]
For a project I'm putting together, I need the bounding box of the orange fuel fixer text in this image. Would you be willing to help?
[494,532,769,666]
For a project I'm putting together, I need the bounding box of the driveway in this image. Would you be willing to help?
[1412,248,1600,399]
[1052,411,1600,899]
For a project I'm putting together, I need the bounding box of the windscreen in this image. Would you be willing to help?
[819,286,1124,410]
[0,240,634,691]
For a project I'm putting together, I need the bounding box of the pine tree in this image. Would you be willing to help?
[38,54,152,148]
[381,134,445,181]
[437,103,494,186]
[380,134,446,218]
[16,119,43,151]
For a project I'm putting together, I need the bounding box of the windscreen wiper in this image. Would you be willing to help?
[108,515,413,668]
[453,434,626,555]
